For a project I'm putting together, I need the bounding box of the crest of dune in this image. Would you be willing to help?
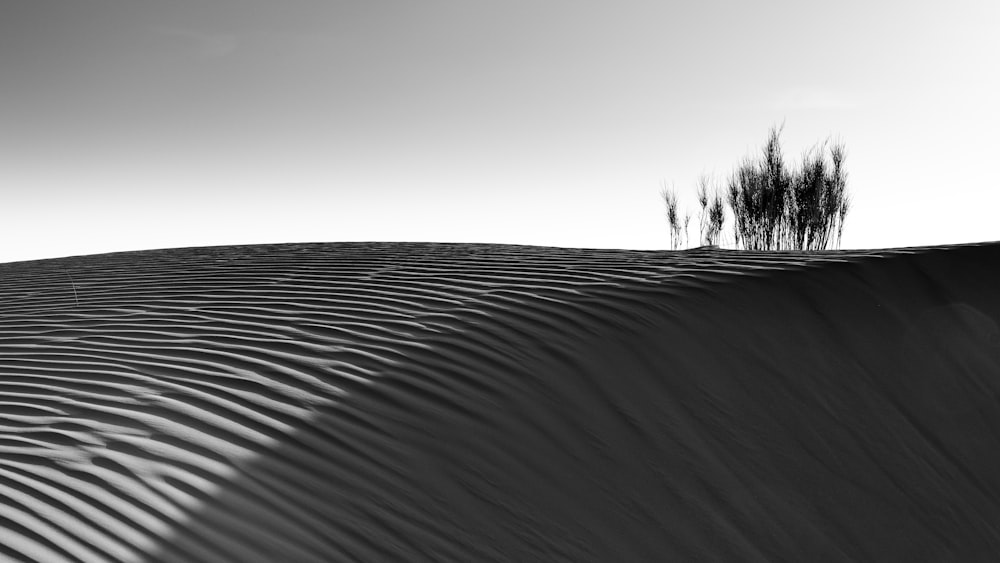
[0,241,999,562]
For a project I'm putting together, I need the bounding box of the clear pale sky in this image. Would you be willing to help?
[1,0,997,263]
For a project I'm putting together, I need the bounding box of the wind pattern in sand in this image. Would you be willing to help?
[1,242,999,562]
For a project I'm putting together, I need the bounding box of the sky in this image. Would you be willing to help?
[1,0,998,263]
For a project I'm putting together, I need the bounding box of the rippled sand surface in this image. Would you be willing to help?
[1,242,999,562]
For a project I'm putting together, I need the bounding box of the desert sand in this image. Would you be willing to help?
[0,241,998,562]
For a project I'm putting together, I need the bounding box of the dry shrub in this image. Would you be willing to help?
[726,124,850,250]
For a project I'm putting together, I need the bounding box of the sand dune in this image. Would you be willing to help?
[1,241,999,562]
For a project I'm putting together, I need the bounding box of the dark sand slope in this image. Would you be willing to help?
[1,242,999,562]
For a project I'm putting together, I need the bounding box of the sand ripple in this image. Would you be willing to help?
[1,242,999,561]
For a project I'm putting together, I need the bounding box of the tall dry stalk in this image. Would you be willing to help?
[697,174,726,246]
[660,182,685,250]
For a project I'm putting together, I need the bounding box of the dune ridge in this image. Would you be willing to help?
[0,241,998,562]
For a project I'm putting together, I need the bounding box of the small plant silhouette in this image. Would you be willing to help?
[663,123,850,251]
[660,182,692,250]
[696,174,726,247]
